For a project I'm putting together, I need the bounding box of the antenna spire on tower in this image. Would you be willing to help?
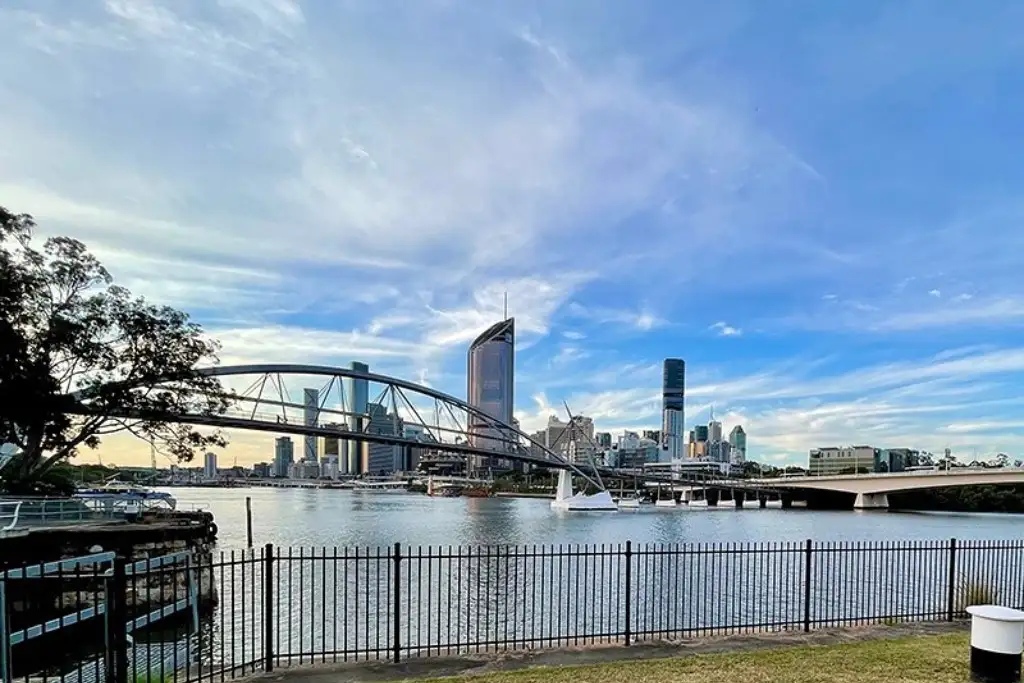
[504,291,508,319]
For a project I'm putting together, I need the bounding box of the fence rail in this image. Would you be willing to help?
[2,538,1023,683]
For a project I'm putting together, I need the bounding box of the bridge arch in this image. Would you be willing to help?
[70,363,602,486]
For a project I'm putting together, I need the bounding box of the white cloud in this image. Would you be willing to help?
[929,289,942,298]
[566,303,667,331]
[710,321,742,337]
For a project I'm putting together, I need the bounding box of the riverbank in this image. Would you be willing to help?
[493,491,554,499]
[244,621,969,682]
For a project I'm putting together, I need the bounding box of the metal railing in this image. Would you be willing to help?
[2,538,1023,683]
[0,498,124,532]
[0,503,20,533]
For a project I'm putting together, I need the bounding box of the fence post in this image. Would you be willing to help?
[624,541,632,646]
[105,555,128,683]
[803,539,812,633]
[947,538,958,621]
[264,543,274,672]
[392,543,402,663]
[1,581,10,683]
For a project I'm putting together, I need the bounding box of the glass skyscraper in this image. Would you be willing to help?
[467,318,515,471]
[344,361,369,474]
[661,358,685,461]
[302,388,319,463]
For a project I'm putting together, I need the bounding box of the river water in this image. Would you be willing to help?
[24,487,1019,680]
[166,487,1024,550]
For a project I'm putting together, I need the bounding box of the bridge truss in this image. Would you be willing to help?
[67,363,780,493]
[70,364,604,487]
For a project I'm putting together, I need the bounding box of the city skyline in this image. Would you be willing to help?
[4,1,1024,467]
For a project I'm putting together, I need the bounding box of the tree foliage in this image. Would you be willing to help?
[0,206,229,491]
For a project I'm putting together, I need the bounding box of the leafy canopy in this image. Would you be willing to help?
[0,206,229,491]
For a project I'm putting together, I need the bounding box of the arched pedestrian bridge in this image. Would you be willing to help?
[750,469,1024,509]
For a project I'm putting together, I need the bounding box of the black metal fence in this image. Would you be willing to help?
[3,538,1023,683]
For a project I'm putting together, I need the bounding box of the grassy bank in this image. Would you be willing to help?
[423,633,971,683]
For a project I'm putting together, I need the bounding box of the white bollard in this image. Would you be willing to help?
[967,605,1024,683]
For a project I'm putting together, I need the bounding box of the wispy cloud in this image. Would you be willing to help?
[5,0,1024,466]
[710,321,742,337]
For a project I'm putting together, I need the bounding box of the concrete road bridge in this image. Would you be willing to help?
[748,468,1024,509]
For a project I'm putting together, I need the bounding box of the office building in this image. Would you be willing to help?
[303,388,319,463]
[708,419,723,444]
[344,361,370,474]
[595,432,613,449]
[364,401,403,474]
[467,318,515,471]
[729,425,747,464]
[203,452,217,479]
[661,358,685,462]
[289,460,320,479]
[878,448,917,473]
[274,437,294,477]
[694,425,709,442]
[321,456,340,480]
[808,446,879,476]
[610,431,660,468]
[708,440,732,464]
[253,462,272,478]
[322,426,342,466]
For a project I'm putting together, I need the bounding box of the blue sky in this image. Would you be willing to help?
[3,0,1024,466]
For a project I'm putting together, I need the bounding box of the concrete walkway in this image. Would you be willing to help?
[245,620,969,682]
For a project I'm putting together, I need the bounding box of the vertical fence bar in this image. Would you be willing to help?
[392,543,401,663]
[106,556,128,683]
[264,544,275,672]
[0,581,9,683]
[623,541,632,645]
[803,539,812,633]
[947,538,958,621]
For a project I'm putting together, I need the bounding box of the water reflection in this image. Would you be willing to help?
[163,487,1024,551]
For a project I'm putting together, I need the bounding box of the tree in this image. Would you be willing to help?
[0,206,229,492]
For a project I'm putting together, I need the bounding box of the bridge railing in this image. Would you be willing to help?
[3,537,1022,682]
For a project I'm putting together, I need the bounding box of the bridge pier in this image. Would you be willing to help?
[734,494,743,509]
[853,492,890,510]
[706,489,720,507]
[759,495,767,509]
[781,494,793,509]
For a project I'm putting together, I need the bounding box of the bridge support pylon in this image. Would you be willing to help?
[853,492,889,510]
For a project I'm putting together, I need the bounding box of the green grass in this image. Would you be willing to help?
[419,633,971,683]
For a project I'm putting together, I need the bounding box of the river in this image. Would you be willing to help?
[165,487,1024,550]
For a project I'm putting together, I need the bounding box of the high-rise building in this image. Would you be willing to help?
[595,432,613,449]
[362,401,403,474]
[467,318,515,472]
[274,437,294,477]
[322,427,341,464]
[253,462,272,478]
[708,420,723,444]
[345,361,370,474]
[203,452,218,479]
[661,358,685,461]
[694,425,709,442]
[303,388,319,463]
[729,425,747,464]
